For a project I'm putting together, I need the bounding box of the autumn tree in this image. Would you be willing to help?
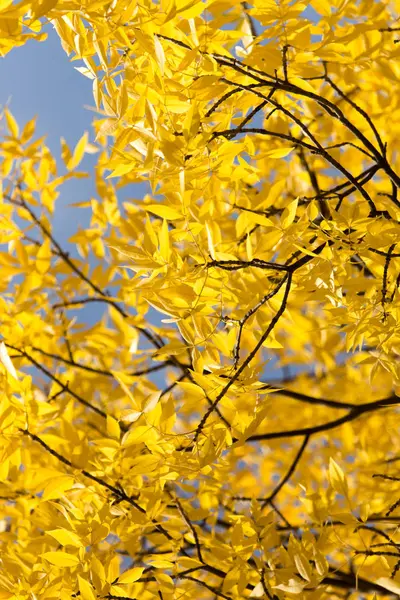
[2,0,400,598]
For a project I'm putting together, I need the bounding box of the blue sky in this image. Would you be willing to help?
[0,26,99,246]
[0,26,153,337]
[0,27,106,328]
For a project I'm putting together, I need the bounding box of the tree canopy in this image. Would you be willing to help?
[2,0,400,598]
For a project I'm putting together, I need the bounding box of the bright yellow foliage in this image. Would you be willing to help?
[1,0,400,598]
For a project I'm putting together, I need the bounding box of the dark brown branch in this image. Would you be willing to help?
[314,164,379,205]
[233,277,289,368]
[8,344,109,420]
[354,549,400,558]
[265,435,309,503]
[246,394,400,442]
[298,147,328,218]
[260,386,356,410]
[167,489,204,564]
[233,436,309,505]
[157,33,400,201]
[324,73,386,155]
[193,273,291,442]
[208,257,288,272]
[181,575,231,599]
[382,244,396,316]
[8,192,163,352]
[22,429,175,541]
[323,569,398,596]
[12,193,129,316]
[27,345,173,378]
[369,247,400,259]
[212,125,316,153]
[282,44,289,81]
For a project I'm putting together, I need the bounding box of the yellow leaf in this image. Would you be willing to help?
[107,554,120,583]
[4,108,19,137]
[246,233,253,261]
[206,222,216,259]
[359,502,370,522]
[0,0,13,11]
[289,76,316,95]
[146,204,183,220]
[93,37,108,69]
[128,454,160,475]
[161,139,185,165]
[328,458,349,498]
[109,585,127,596]
[256,179,286,210]
[307,200,319,221]
[223,567,240,593]
[0,342,18,380]
[154,35,165,75]
[118,81,129,117]
[294,553,311,582]
[177,47,198,71]
[21,116,36,143]
[91,555,106,584]
[273,579,306,594]
[120,410,142,424]
[292,243,326,258]
[375,578,400,594]
[247,213,274,228]
[74,66,95,79]
[177,557,203,569]
[262,334,283,349]
[61,137,72,166]
[191,75,220,90]
[33,0,59,20]
[143,391,161,414]
[177,0,207,19]
[78,576,97,600]
[41,551,80,567]
[154,571,175,592]
[148,559,174,569]
[91,522,110,544]
[183,102,200,140]
[68,131,88,170]
[106,161,135,178]
[93,78,101,110]
[310,0,331,16]
[177,382,206,400]
[264,147,294,159]
[134,29,154,54]
[121,425,159,447]
[159,219,170,262]
[46,528,83,547]
[249,582,265,598]
[106,415,120,440]
[118,567,145,584]
[36,238,52,274]
[281,197,298,228]
[42,476,74,500]
[112,371,137,404]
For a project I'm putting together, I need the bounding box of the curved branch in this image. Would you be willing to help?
[246,395,400,442]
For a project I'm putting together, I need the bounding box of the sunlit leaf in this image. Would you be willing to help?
[118,567,145,584]
[0,342,18,380]
[41,552,80,567]
[68,132,88,170]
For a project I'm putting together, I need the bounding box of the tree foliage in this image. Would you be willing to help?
[2,0,400,598]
